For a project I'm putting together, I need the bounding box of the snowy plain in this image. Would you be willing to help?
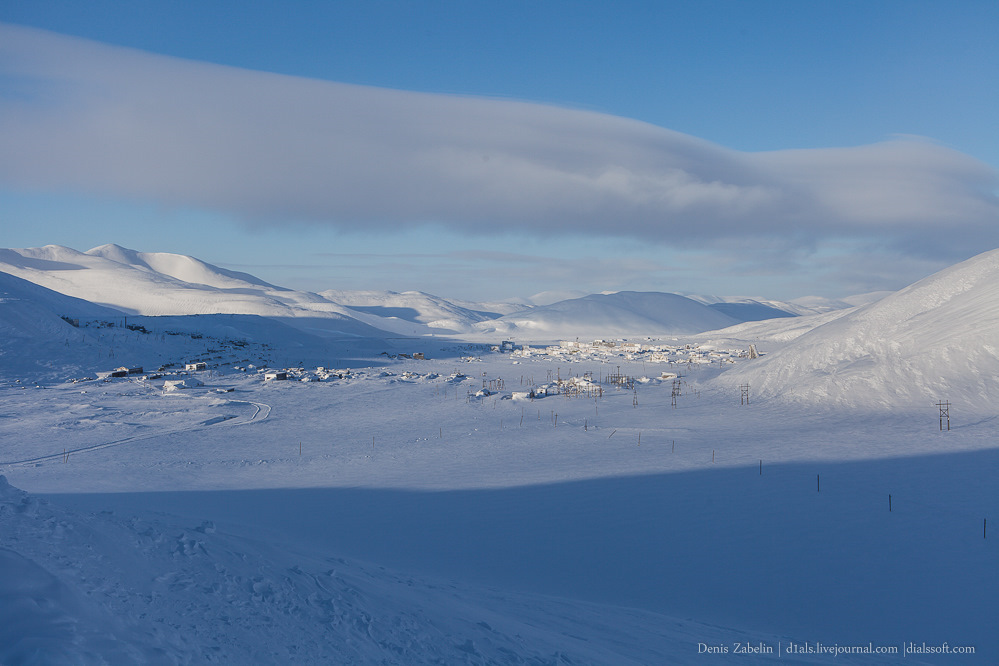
[2,245,998,663]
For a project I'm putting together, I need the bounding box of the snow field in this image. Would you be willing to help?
[3,353,997,662]
[6,476,780,665]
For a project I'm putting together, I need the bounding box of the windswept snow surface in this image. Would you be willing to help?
[715,248,999,410]
[4,474,763,664]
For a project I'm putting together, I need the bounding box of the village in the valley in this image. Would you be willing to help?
[83,330,759,403]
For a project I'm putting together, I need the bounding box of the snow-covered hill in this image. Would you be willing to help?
[0,268,382,381]
[473,291,740,340]
[714,248,999,411]
[321,289,517,335]
[698,308,858,346]
[6,244,818,343]
[0,245,390,339]
[685,292,888,319]
[0,271,125,379]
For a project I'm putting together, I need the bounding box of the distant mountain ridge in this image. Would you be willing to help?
[472,291,741,339]
[1,244,841,343]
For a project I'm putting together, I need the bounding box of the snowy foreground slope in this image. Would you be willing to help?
[4,475,767,664]
[714,248,999,410]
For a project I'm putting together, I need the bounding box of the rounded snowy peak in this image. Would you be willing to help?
[85,244,277,290]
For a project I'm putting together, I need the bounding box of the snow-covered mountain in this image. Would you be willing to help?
[684,292,890,319]
[3,245,828,344]
[0,268,373,380]
[714,248,999,411]
[472,291,740,340]
[321,289,519,335]
[0,271,122,379]
[0,245,390,339]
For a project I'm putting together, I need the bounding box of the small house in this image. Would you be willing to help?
[164,377,204,391]
[413,352,425,360]
[185,362,207,371]
[264,371,287,381]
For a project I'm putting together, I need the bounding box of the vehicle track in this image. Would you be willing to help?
[1,399,271,467]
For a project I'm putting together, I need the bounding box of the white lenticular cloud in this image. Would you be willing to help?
[1,22,997,256]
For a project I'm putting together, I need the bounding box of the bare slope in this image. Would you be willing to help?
[715,248,999,410]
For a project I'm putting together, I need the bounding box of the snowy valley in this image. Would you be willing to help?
[2,245,998,663]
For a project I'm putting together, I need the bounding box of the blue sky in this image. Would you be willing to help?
[2,1,998,302]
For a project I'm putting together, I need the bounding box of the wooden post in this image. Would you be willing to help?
[759,459,762,475]
[817,474,820,492]
[889,494,892,512]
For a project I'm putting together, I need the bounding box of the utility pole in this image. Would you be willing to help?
[937,400,950,431]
